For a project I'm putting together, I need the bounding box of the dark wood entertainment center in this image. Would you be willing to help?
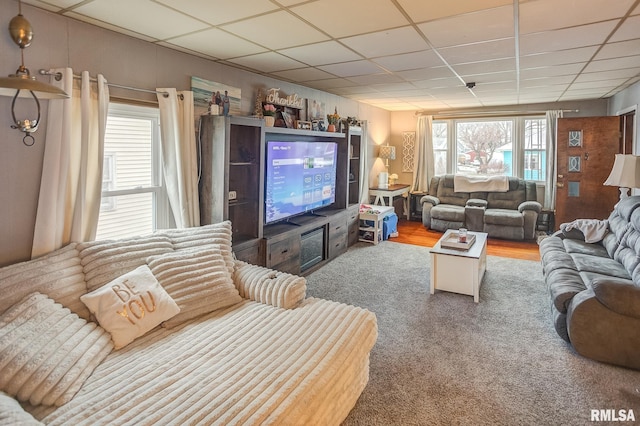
[198,115,364,275]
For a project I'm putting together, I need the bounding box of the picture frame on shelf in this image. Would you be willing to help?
[282,111,295,129]
[296,120,312,130]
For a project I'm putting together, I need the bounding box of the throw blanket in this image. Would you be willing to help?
[561,219,610,243]
[454,175,509,192]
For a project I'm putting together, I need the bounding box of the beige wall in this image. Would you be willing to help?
[0,2,391,266]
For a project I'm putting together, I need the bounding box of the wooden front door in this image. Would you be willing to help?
[555,117,621,227]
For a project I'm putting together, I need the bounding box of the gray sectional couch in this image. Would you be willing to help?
[421,174,541,240]
[539,196,640,370]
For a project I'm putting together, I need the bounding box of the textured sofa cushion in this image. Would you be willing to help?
[0,391,42,425]
[233,261,307,309]
[147,246,242,328]
[430,204,465,222]
[483,209,524,227]
[80,265,180,349]
[78,235,173,293]
[0,293,113,406]
[164,221,235,276]
[0,244,89,320]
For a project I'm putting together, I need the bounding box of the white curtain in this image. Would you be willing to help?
[412,115,435,192]
[544,110,564,209]
[31,69,109,258]
[156,89,200,228]
[359,120,370,203]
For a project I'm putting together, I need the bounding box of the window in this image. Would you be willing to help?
[456,120,513,176]
[523,118,546,181]
[432,116,546,182]
[95,103,169,240]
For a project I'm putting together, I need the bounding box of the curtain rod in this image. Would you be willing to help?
[39,69,171,98]
[416,109,579,118]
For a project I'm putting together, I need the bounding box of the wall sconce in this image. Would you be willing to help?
[604,154,640,199]
[0,0,69,145]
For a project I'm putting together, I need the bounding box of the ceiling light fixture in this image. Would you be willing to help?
[0,0,69,145]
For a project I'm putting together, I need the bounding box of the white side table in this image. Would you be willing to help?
[369,184,410,219]
[358,204,395,245]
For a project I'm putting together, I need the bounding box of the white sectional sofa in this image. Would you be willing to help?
[0,221,377,425]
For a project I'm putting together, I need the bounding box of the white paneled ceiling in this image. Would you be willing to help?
[20,0,640,111]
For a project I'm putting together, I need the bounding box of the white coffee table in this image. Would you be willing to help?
[429,229,488,303]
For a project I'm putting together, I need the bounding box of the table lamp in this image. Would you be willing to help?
[604,154,640,199]
[378,145,396,189]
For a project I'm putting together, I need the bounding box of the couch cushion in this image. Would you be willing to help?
[546,268,586,314]
[486,185,526,210]
[0,244,89,320]
[147,246,242,328]
[562,239,609,257]
[0,391,42,425]
[164,221,235,276]
[78,235,173,293]
[0,293,112,406]
[483,209,524,227]
[430,204,465,222]
[570,253,631,280]
[80,265,180,349]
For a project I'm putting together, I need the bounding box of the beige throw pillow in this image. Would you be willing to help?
[147,246,242,328]
[80,265,180,349]
[0,293,113,407]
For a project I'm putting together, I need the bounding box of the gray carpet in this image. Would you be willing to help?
[306,241,640,426]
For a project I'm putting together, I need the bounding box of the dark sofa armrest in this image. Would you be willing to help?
[591,278,640,319]
[421,195,439,206]
[518,201,541,214]
[466,198,487,208]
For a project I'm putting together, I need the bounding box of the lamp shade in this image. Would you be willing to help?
[379,145,396,160]
[0,73,69,99]
[603,154,640,188]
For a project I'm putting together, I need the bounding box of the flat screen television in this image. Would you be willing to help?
[265,140,338,224]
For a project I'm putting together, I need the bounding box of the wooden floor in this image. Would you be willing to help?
[394,220,541,261]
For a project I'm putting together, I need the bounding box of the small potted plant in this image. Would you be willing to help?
[327,107,340,132]
[263,104,276,127]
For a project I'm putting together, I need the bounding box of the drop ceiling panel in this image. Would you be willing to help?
[346,73,405,85]
[169,28,267,59]
[575,68,640,83]
[372,50,444,72]
[596,39,640,60]
[156,0,279,25]
[226,52,305,73]
[340,26,429,58]
[398,68,457,81]
[610,15,640,42]
[438,39,515,64]
[318,61,387,78]
[518,0,634,34]
[71,0,210,41]
[412,77,465,90]
[397,0,513,23]
[520,63,586,79]
[222,11,329,50]
[519,47,599,68]
[451,58,516,76]
[272,67,337,82]
[291,0,409,38]
[278,42,363,66]
[584,55,640,73]
[519,21,618,54]
[417,6,514,48]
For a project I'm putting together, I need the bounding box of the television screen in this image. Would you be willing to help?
[265,141,338,224]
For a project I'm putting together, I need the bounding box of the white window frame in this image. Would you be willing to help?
[434,115,545,181]
[99,102,170,235]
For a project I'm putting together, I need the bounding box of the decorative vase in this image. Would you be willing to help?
[327,124,336,132]
[264,115,275,127]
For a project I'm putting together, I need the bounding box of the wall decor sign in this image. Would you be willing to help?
[265,88,304,109]
[307,99,325,121]
[402,131,416,172]
[191,76,241,118]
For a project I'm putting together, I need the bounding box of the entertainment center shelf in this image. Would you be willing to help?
[198,115,364,275]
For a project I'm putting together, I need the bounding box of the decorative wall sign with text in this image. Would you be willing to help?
[265,88,305,109]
